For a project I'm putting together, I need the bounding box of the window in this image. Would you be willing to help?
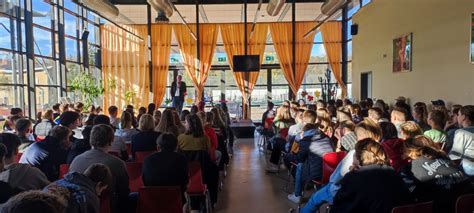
[36,86,59,110]
[35,57,58,86]
[33,27,53,57]
[33,1,52,28]
[310,44,328,63]
[65,37,79,62]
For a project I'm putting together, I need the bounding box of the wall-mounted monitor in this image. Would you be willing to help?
[233,55,260,72]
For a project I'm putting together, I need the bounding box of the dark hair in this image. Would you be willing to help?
[0,143,6,160]
[138,107,147,114]
[156,133,178,152]
[108,106,118,115]
[190,105,199,114]
[147,103,156,115]
[267,102,275,110]
[302,123,317,132]
[185,114,205,137]
[460,105,474,123]
[1,190,67,213]
[15,118,32,132]
[59,111,80,127]
[93,115,111,126]
[49,125,71,140]
[394,101,412,120]
[84,164,112,189]
[429,110,447,128]
[52,103,60,111]
[0,133,21,158]
[379,122,398,140]
[10,108,22,116]
[84,114,97,126]
[180,110,190,122]
[354,138,389,167]
[90,124,114,148]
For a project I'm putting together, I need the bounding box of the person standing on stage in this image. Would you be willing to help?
[170,74,187,115]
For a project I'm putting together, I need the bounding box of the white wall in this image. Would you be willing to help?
[352,0,474,106]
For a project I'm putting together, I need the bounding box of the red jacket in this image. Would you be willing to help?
[204,126,218,161]
[381,138,409,172]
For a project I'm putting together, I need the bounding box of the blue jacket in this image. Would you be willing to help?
[298,128,334,182]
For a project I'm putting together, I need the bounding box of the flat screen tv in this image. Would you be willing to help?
[233,55,260,72]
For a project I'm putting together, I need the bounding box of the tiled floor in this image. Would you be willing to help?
[214,137,297,213]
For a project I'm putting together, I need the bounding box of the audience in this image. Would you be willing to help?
[424,110,448,145]
[266,105,295,172]
[155,109,180,137]
[43,163,112,213]
[449,105,474,176]
[178,114,211,153]
[20,126,71,181]
[0,143,13,204]
[153,109,161,126]
[33,109,55,139]
[108,106,120,128]
[115,111,139,142]
[1,190,67,213]
[131,114,161,159]
[399,121,424,140]
[69,124,130,213]
[15,118,35,152]
[331,139,411,213]
[0,133,49,194]
[136,107,147,123]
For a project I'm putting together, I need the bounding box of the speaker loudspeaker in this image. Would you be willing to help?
[351,24,358,36]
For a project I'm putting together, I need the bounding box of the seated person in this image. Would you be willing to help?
[69,124,130,213]
[19,126,71,181]
[1,190,67,213]
[115,111,139,142]
[424,110,448,146]
[379,121,407,171]
[131,114,161,159]
[33,109,56,140]
[331,139,411,213]
[399,121,424,140]
[402,136,470,212]
[15,118,35,152]
[142,133,188,202]
[44,164,112,213]
[335,120,357,152]
[286,123,334,204]
[178,114,211,153]
[266,105,295,172]
[0,144,13,204]
[108,106,120,129]
[299,119,382,213]
[286,109,305,153]
[449,105,474,175]
[0,133,49,193]
[391,107,408,137]
[93,115,127,160]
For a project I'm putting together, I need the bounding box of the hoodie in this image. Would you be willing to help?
[297,128,334,182]
[0,163,50,194]
[44,172,100,213]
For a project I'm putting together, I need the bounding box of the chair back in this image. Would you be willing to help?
[137,186,183,213]
[99,193,111,213]
[187,162,206,195]
[135,151,155,162]
[391,201,433,213]
[126,162,144,192]
[59,164,70,179]
[320,151,347,184]
[456,194,474,213]
[16,153,22,163]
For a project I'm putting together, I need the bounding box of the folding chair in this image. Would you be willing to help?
[59,164,70,179]
[456,194,474,213]
[135,151,155,163]
[186,162,212,213]
[137,186,183,213]
[126,162,143,192]
[391,201,433,213]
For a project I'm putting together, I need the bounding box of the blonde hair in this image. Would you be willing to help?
[275,105,292,122]
[403,135,446,160]
[354,138,389,167]
[355,118,382,142]
[400,121,423,139]
[138,114,155,131]
[316,108,332,133]
[42,109,54,121]
[155,109,178,136]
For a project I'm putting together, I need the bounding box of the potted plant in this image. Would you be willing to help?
[69,71,104,109]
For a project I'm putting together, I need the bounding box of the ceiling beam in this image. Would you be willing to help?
[111,0,324,5]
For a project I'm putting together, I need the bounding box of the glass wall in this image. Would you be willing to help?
[0,0,101,118]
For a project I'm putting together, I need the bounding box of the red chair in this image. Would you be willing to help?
[314,151,348,185]
[391,201,433,213]
[186,162,211,213]
[126,162,143,192]
[136,186,183,213]
[99,193,111,213]
[16,153,22,163]
[125,143,132,156]
[135,151,155,163]
[59,164,70,179]
[456,194,474,213]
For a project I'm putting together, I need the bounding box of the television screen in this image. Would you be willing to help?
[233,55,260,72]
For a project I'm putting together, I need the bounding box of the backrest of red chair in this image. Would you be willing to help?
[99,193,111,213]
[187,162,205,194]
[125,143,132,156]
[391,201,433,213]
[16,153,22,163]
[456,194,474,213]
[137,186,183,213]
[59,164,69,179]
[126,162,143,192]
[135,151,155,163]
[320,151,347,184]
[279,128,289,139]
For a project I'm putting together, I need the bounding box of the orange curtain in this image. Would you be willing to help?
[270,22,316,97]
[320,21,346,98]
[101,24,150,113]
[173,24,218,102]
[220,23,268,117]
[151,24,172,106]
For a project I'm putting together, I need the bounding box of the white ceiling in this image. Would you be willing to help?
[117,2,324,24]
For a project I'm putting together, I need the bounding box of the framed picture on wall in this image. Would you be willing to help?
[393,33,413,73]
[471,13,474,63]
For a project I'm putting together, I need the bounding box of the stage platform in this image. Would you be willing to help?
[229,120,256,139]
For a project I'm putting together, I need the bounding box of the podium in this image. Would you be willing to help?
[229,119,256,139]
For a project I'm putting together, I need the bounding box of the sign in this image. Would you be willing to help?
[218,57,226,62]
[170,58,179,63]
[265,56,274,62]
